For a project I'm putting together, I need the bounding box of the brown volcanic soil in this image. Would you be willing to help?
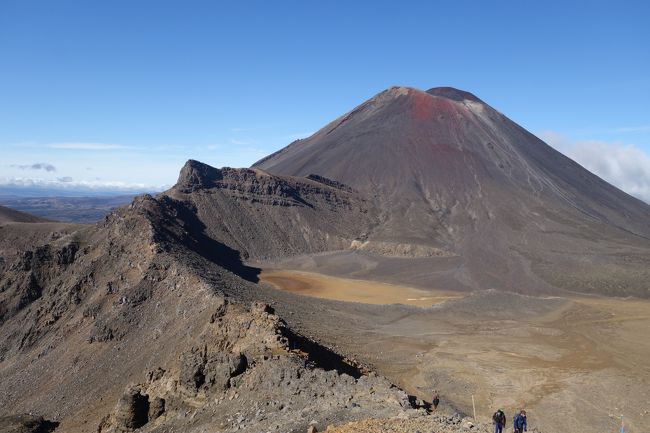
[255,86,650,297]
[257,270,650,433]
[325,415,491,433]
[2,84,650,433]
[260,269,462,306]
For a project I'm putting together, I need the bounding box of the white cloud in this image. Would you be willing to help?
[0,176,166,192]
[10,162,57,172]
[47,142,127,150]
[538,131,650,203]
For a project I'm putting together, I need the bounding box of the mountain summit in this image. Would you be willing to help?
[255,86,650,295]
[426,86,482,102]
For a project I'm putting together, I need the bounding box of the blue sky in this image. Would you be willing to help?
[1,1,649,200]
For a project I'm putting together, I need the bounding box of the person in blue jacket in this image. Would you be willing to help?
[513,410,527,433]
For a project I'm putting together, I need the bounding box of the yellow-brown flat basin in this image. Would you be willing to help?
[260,269,463,306]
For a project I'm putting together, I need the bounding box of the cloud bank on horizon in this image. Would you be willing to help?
[538,131,650,204]
[0,138,272,195]
[1,142,173,194]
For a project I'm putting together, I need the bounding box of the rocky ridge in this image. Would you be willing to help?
[166,160,378,260]
[0,165,424,433]
[97,301,419,433]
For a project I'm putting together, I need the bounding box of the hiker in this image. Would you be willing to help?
[431,390,440,410]
[513,410,527,433]
[492,409,506,433]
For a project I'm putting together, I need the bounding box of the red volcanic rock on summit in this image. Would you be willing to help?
[255,86,650,296]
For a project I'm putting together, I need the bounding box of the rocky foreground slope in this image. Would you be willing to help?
[326,415,502,433]
[0,165,426,433]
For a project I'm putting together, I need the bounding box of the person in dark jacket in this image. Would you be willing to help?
[513,410,527,433]
[492,409,506,433]
[431,390,440,410]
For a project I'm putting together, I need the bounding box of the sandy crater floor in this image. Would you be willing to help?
[260,268,650,433]
[260,270,463,306]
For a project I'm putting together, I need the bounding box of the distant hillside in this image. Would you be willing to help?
[0,205,50,223]
[0,195,135,223]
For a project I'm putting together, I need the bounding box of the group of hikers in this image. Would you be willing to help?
[430,392,528,433]
[492,408,527,433]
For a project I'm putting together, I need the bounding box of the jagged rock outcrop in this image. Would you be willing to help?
[111,386,150,432]
[176,159,225,192]
[0,241,79,325]
[165,161,378,260]
[96,301,419,433]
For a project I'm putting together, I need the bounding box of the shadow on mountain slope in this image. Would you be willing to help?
[168,196,261,283]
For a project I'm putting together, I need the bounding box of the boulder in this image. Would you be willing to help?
[148,397,165,421]
[112,386,149,431]
[180,348,248,393]
[0,414,58,433]
[204,353,247,390]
